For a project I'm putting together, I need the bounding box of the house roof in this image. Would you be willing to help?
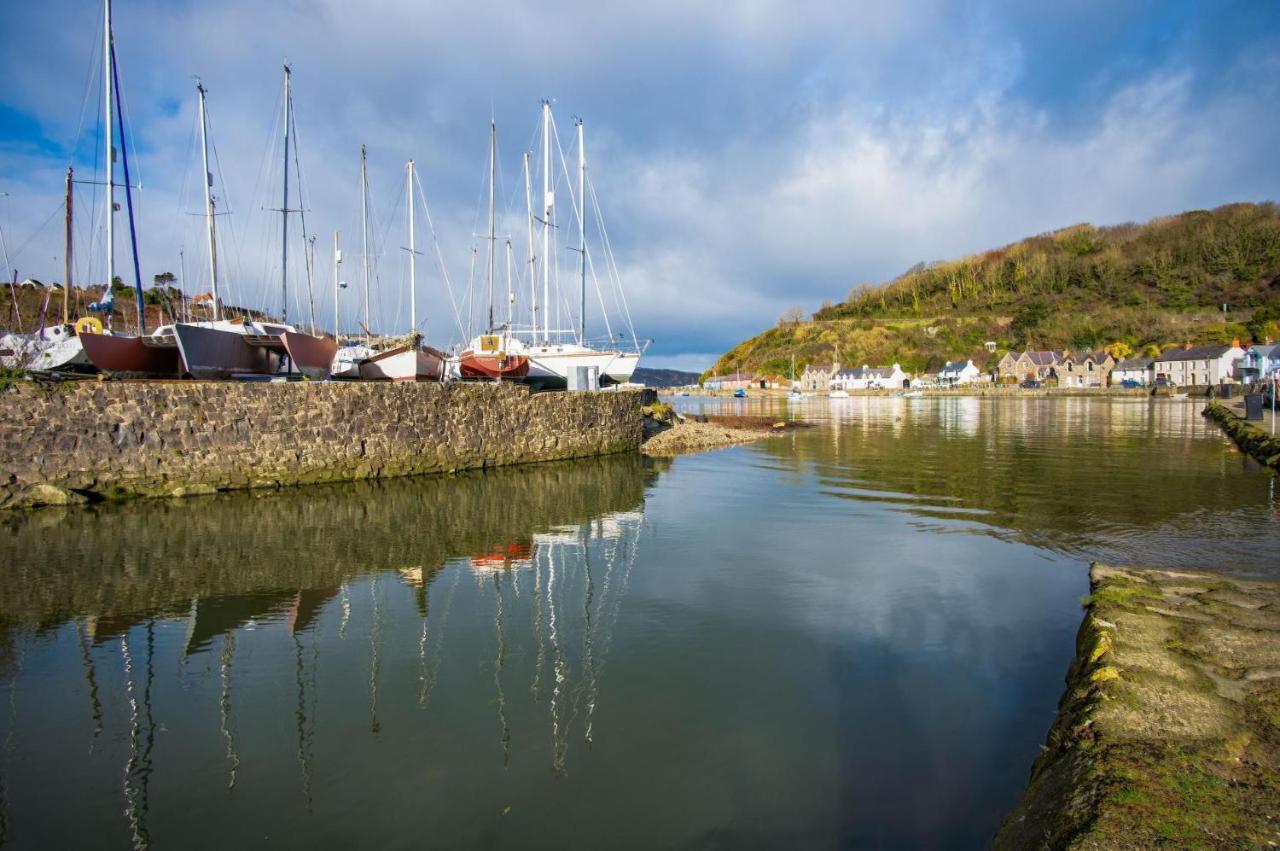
[1114,357,1154,371]
[1026,350,1061,366]
[1063,350,1111,364]
[1245,344,1280,358]
[940,360,975,375]
[836,366,901,380]
[1154,345,1233,363]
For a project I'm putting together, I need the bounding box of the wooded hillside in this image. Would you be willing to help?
[708,203,1280,379]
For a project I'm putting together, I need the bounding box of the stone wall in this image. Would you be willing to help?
[0,381,644,507]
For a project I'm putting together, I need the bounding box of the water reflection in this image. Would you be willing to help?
[675,395,1280,574]
[0,455,651,849]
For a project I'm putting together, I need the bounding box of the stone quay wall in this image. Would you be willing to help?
[0,381,644,507]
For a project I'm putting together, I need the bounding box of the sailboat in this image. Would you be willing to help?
[172,67,337,381]
[77,0,184,378]
[459,122,530,381]
[1,170,100,374]
[501,103,646,389]
[356,157,446,381]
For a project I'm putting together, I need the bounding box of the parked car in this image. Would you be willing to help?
[1019,379,1041,389]
[733,388,747,398]
[1155,376,1175,388]
[1118,379,1142,389]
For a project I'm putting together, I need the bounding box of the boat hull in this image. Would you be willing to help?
[459,353,529,380]
[524,348,616,389]
[358,345,445,382]
[174,324,280,380]
[281,331,339,380]
[80,332,183,378]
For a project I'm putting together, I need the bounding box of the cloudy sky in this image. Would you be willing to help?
[1,0,1278,370]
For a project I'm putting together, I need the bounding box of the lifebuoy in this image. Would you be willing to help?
[74,316,104,335]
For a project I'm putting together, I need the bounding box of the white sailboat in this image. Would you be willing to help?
[505,102,646,389]
[356,158,445,382]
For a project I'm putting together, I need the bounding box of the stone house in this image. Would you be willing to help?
[1111,357,1154,385]
[1057,351,1115,387]
[799,362,839,392]
[1151,344,1245,387]
[997,350,1063,383]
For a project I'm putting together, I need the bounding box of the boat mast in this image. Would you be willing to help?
[505,239,513,332]
[103,0,114,306]
[63,167,72,325]
[540,100,551,344]
[332,229,340,340]
[197,81,221,321]
[406,160,416,339]
[523,151,536,341]
[360,145,370,345]
[577,118,586,343]
[486,122,496,334]
[281,64,291,325]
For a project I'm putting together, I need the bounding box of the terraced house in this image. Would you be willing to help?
[997,350,1063,383]
[1151,344,1245,387]
[829,364,910,391]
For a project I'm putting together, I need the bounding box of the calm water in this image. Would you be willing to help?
[0,397,1276,849]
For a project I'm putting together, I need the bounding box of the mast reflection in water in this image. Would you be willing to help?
[0,455,650,849]
[3,398,1278,849]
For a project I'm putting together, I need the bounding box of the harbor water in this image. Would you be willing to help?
[0,396,1277,848]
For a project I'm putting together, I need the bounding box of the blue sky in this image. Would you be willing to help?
[1,0,1278,371]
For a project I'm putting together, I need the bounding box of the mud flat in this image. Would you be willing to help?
[996,563,1280,849]
[640,408,800,457]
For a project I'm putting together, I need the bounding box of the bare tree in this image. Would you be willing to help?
[779,305,807,325]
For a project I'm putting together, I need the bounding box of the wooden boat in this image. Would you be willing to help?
[281,330,339,380]
[80,327,182,377]
[357,343,445,381]
[173,321,282,379]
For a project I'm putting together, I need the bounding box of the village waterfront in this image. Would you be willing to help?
[0,395,1277,848]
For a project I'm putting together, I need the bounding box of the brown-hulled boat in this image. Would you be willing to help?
[281,331,340,380]
[79,328,184,378]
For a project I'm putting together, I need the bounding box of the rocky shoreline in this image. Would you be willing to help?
[1204,401,1280,472]
[995,563,1280,849]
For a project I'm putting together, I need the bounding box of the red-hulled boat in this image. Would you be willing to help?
[459,334,529,380]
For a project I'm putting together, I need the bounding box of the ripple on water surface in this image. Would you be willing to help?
[0,398,1275,849]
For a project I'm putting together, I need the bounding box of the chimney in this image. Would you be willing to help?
[1231,338,1240,349]
[1184,341,1193,350]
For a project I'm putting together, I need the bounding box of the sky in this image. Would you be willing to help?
[1,1,1278,372]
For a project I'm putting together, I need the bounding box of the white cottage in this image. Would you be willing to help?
[1111,357,1154,386]
[938,359,981,386]
[1151,344,1244,387]
[830,363,909,391]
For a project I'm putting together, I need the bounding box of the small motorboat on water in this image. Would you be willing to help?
[788,388,804,402]
[733,388,747,398]
[829,389,850,399]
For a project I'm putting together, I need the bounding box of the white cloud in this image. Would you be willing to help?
[1,1,1277,361]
